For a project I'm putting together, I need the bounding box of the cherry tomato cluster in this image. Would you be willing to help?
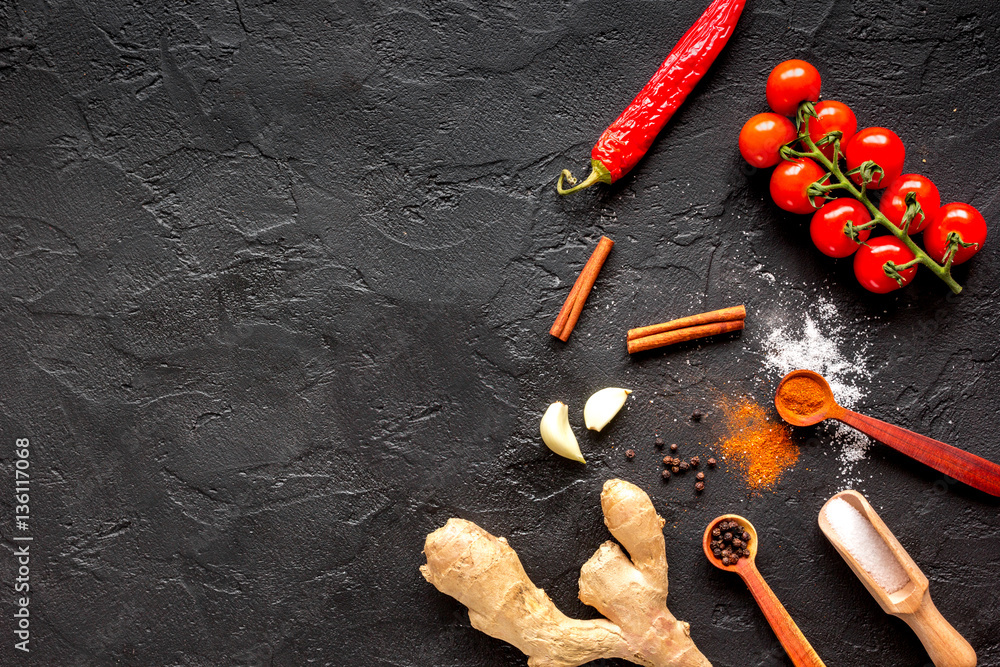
[739,59,987,294]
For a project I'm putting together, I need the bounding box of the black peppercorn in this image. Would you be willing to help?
[669,443,678,452]
[710,518,754,564]
[662,456,672,466]
[671,466,680,474]
[654,436,665,448]
[707,457,717,468]
[695,481,705,492]
[625,449,635,459]
[661,470,671,480]
[695,471,705,481]
[679,461,690,471]
[690,456,700,467]
[691,410,703,421]
[712,548,722,558]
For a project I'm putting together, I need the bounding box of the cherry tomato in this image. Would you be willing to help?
[739,113,797,168]
[766,60,821,116]
[769,158,827,214]
[844,127,905,189]
[853,237,917,293]
[878,174,941,234]
[806,100,857,160]
[810,199,871,258]
[923,203,987,265]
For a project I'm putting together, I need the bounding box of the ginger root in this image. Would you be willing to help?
[420,479,711,667]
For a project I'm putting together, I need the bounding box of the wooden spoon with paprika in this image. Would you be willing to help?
[774,369,1000,496]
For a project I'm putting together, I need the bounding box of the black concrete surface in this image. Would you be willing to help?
[2,0,999,665]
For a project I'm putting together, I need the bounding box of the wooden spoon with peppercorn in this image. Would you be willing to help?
[818,490,976,667]
[703,514,826,667]
[775,369,1000,497]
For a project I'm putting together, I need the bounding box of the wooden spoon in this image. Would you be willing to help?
[703,514,825,667]
[818,490,976,667]
[774,369,1000,496]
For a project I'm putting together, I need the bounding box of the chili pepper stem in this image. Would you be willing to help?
[556,160,613,195]
[791,108,963,294]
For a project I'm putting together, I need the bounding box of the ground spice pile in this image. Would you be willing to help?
[717,396,799,491]
[777,376,826,418]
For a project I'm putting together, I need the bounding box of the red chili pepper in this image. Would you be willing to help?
[557,0,747,195]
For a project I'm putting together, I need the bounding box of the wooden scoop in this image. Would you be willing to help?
[703,514,825,667]
[818,490,976,667]
[775,369,1000,496]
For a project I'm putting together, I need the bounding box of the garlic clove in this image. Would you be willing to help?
[584,388,632,432]
[540,402,585,463]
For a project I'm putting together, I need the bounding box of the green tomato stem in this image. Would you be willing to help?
[792,109,962,294]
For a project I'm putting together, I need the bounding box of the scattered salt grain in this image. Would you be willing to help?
[760,295,872,487]
[824,498,909,594]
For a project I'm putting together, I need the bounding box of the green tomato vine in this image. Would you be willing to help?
[779,102,965,294]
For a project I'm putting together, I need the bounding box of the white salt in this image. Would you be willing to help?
[823,498,910,594]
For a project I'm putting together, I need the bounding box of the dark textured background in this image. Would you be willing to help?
[2,0,999,665]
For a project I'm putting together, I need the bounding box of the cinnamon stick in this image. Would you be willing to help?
[627,305,746,342]
[550,236,614,342]
[627,319,745,354]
